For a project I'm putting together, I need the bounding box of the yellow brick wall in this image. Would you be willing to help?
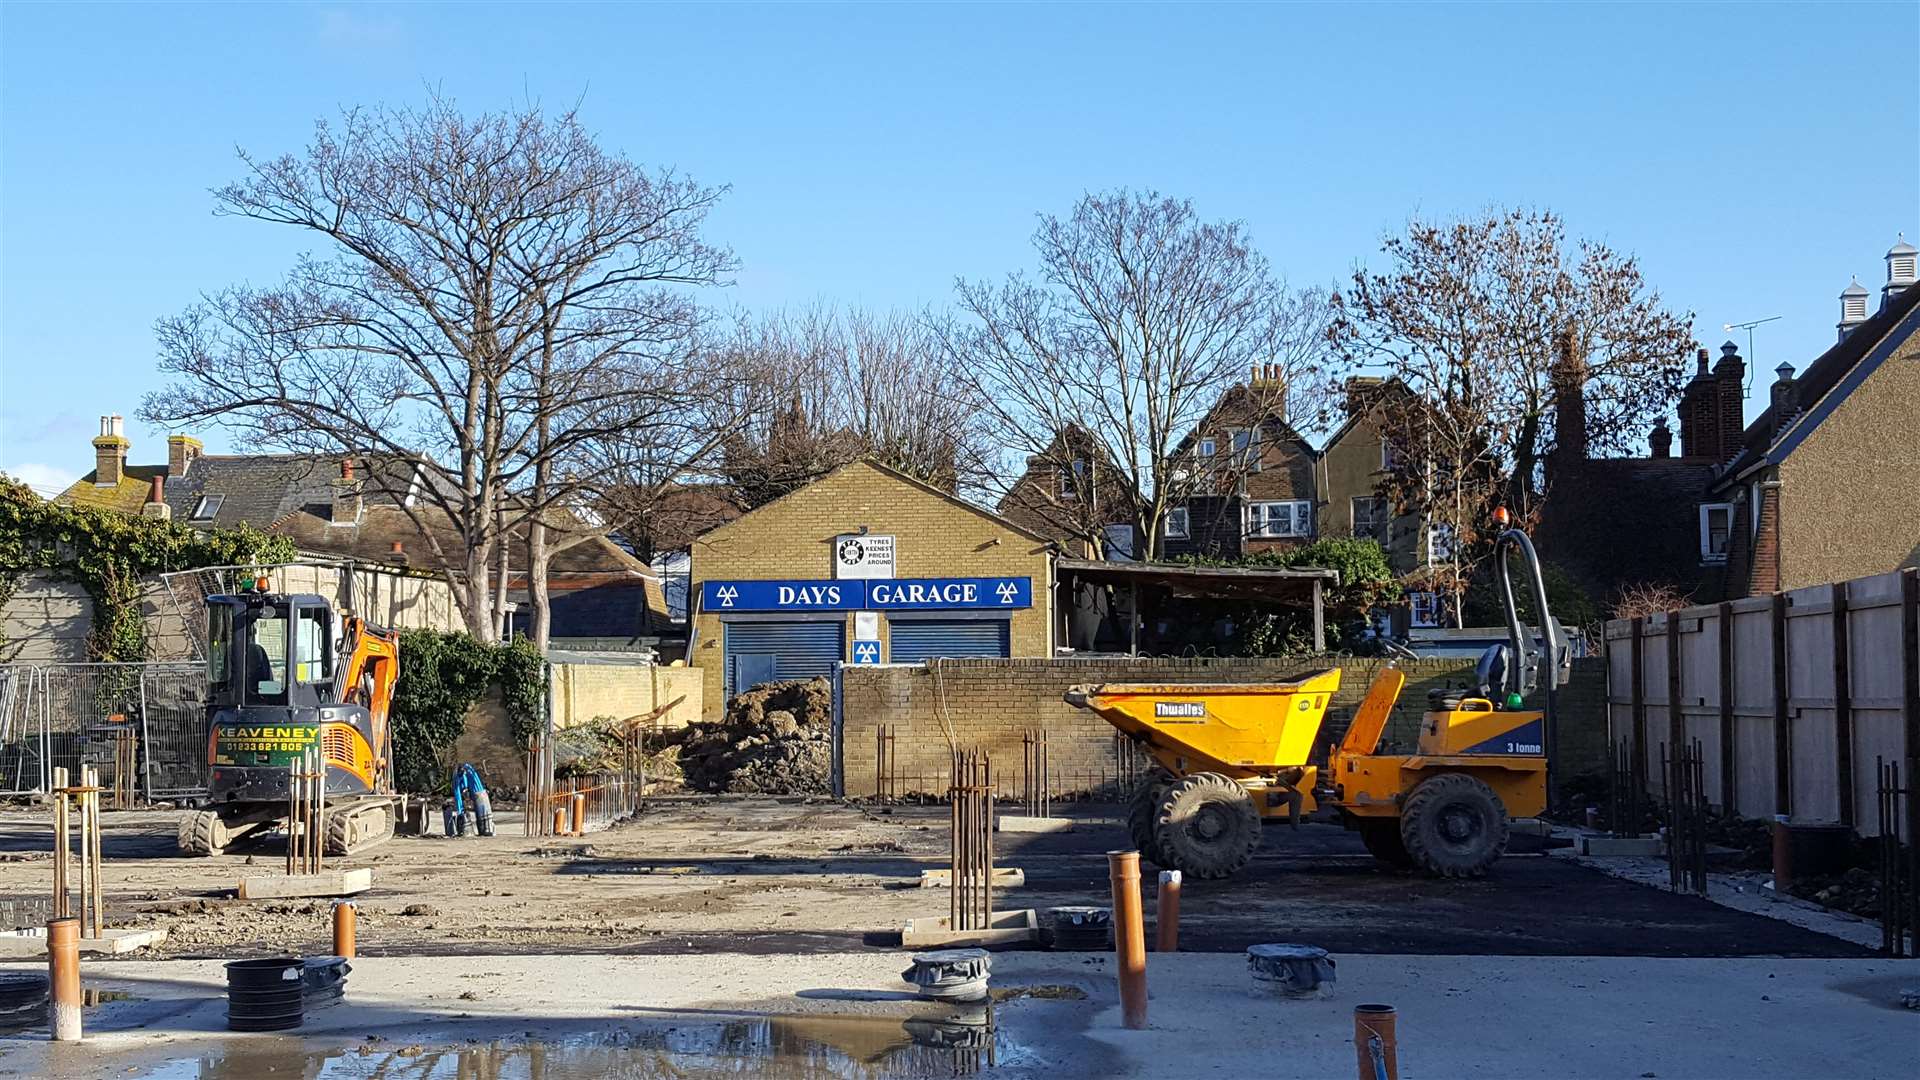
[549,663,703,731]
[690,461,1055,719]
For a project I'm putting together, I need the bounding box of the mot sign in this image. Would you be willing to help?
[834,534,895,579]
[701,577,1032,613]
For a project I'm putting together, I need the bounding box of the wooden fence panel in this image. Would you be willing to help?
[1605,568,1917,834]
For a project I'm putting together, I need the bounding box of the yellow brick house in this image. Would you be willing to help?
[688,460,1056,719]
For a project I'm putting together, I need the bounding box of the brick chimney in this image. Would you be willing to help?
[140,475,170,520]
[1249,362,1287,417]
[1342,376,1385,418]
[1678,348,1711,458]
[1550,330,1588,464]
[166,434,201,478]
[331,458,363,526]
[1712,341,1746,462]
[1648,418,1673,459]
[1770,362,1798,436]
[387,540,408,566]
[92,415,129,487]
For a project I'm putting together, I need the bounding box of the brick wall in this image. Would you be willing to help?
[690,461,1054,720]
[841,655,1609,798]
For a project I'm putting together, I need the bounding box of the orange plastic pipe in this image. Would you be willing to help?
[1107,850,1148,1029]
[1354,1004,1398,1080]
[333,901,356,959]
[1155,870,1181,953]
[48,916,80,1041]
[570,793,586,836]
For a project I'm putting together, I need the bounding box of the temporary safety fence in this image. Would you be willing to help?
[0,662,208,802]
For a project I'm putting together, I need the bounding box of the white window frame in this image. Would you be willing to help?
[1102,523,1136,561]
[1057,458,1087,499]
[1246,499,1311,539]
[1351,496,1387,540]
[1380,438,1401,471]
[1699,502,1733,563]
[1409,590,1442,629]
[1197,437,1217,458]
[1163,506,1190,539]
[1427,522,1456,564]
[191,494,224,521]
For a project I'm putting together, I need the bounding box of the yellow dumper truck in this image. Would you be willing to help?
[1066,525,1569,879]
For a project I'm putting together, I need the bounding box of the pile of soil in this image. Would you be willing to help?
[668,678,834,795]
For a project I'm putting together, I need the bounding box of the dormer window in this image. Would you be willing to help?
[191,494,224,521]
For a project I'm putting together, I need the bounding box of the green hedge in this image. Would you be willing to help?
[388,629,545,793]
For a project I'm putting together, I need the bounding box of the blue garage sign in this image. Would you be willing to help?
[851,640,882,665]
[702,577,1032,613]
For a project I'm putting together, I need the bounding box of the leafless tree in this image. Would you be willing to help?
[1333,208,1693,623]
[941,189,1334,559]
[717,307,992,507]
[143,98,735,642]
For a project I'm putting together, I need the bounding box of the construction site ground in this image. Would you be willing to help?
[0,797,1876,960]
[0,796,1909,1079]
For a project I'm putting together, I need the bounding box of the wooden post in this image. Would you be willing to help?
[86,766,102,939]
[1718,602,1736,812]
[1128,580,1140,657]
[1771,591,1792,819]
[1630,617,1647,786]
[1312,577,1326,654]
[1832,582,1854,828]
[1666,614,1684,765]
[51,766,70,920]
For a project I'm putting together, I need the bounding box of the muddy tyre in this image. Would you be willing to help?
[177,810,228,856]
[1126,771,1172,864]
[1357,819,1413,868]
[1153,772,1260,880]
[1400,773,1509,878]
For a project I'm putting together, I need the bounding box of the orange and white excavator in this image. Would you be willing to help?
[178,579,402,856]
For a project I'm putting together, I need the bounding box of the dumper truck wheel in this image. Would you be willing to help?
[1357,819,1413,868]
[1126,772,1172,865]
[1154,772,1260,879]
[1400,773,1509,878]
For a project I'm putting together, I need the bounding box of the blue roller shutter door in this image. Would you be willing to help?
[887,619,1010,662]
[724,621,845,696]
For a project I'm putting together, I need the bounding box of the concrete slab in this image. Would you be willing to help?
[1580,835,1665,857]
[0,926,167,958]
[901,908,1039,948]
[5,952,1913,1080]
[919,867,1025,888]
[997,816,1075,834]
[237,867,372,900]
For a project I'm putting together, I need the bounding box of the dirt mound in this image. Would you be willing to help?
[672,678,834,795]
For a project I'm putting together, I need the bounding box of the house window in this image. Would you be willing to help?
[1102,523,1136,561]
[191,494,224,521]
[1699,503,1733,563]
[1381,439,1402,471]
[1230,428,1260,472]
[1058,459,1087,499]
[1197,437,1217,458]
[1409,590,1442,629]
[1163,506,1190,539]
[1428,523,1456,563]
[1351,496,1387,541]
[1246,500,1311,539]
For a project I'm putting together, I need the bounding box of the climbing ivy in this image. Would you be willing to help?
[0,475,297,661]
[389,628,546,793]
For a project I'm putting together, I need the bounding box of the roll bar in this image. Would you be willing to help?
[1492,527,1568,698]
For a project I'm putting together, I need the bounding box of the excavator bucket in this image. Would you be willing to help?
[1338,666,1406,756]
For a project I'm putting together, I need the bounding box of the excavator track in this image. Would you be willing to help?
[177,810,228,856]
[323,800,396,856]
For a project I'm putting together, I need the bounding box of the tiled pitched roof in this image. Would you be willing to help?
[1538,456,1720,604]
[54,465,168,514]
[1715,282,1920,487]
[164,453,412,528]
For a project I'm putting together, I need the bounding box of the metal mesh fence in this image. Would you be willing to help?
[0,662,208,802]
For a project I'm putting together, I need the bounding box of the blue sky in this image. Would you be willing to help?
[2,1,1915,495]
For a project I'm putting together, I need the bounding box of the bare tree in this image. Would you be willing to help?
[143,98,734,641]
[1333,208,1692,623]
[717,307,991,506]
[942,189,1333,559]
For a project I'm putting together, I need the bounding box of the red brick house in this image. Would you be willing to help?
[1160,366,1319,559]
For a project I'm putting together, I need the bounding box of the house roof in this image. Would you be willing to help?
[1715,282,1920,489]
[54,465,168,514]
[1537,456,1719,602]
[1055,557,1335,605]
[164,453,421,528]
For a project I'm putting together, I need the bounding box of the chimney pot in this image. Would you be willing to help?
[1774,362,1795,382]
[341,458,355,481]
[92,414,130,487]
[141,476,171,520]
[1649,419,1672,459]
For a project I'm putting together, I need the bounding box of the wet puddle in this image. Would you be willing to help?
[0,981,143,1037]
[134,1007,1028,1078]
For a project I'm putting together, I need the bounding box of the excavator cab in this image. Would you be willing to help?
[181,582,399,856]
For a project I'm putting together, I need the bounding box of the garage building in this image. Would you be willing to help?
[688,460,1054,719]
